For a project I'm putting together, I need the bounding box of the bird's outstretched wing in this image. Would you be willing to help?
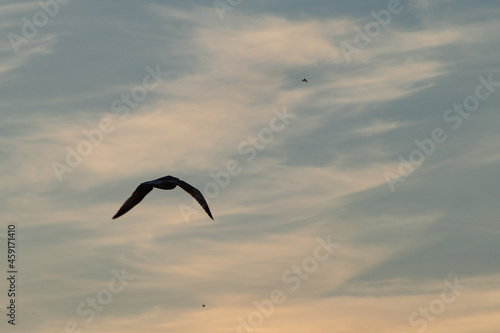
[175,179,214,220]
[112,184,153,219]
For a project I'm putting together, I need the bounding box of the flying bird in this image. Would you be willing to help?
[302,78,308,82]
[112,175,214,220]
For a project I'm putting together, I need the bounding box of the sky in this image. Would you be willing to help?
[1,0,500,332]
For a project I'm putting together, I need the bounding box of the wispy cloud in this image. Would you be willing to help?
[2,1,500,332]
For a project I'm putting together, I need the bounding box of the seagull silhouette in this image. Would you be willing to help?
[302,78,308,82]
[112,175,214,220]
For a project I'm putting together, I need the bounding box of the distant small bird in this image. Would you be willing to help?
[112,175,214,220]
[202,304,205,308]
[302,78,308,82]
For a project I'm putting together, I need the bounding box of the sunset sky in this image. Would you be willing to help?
[1,0,500,332]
